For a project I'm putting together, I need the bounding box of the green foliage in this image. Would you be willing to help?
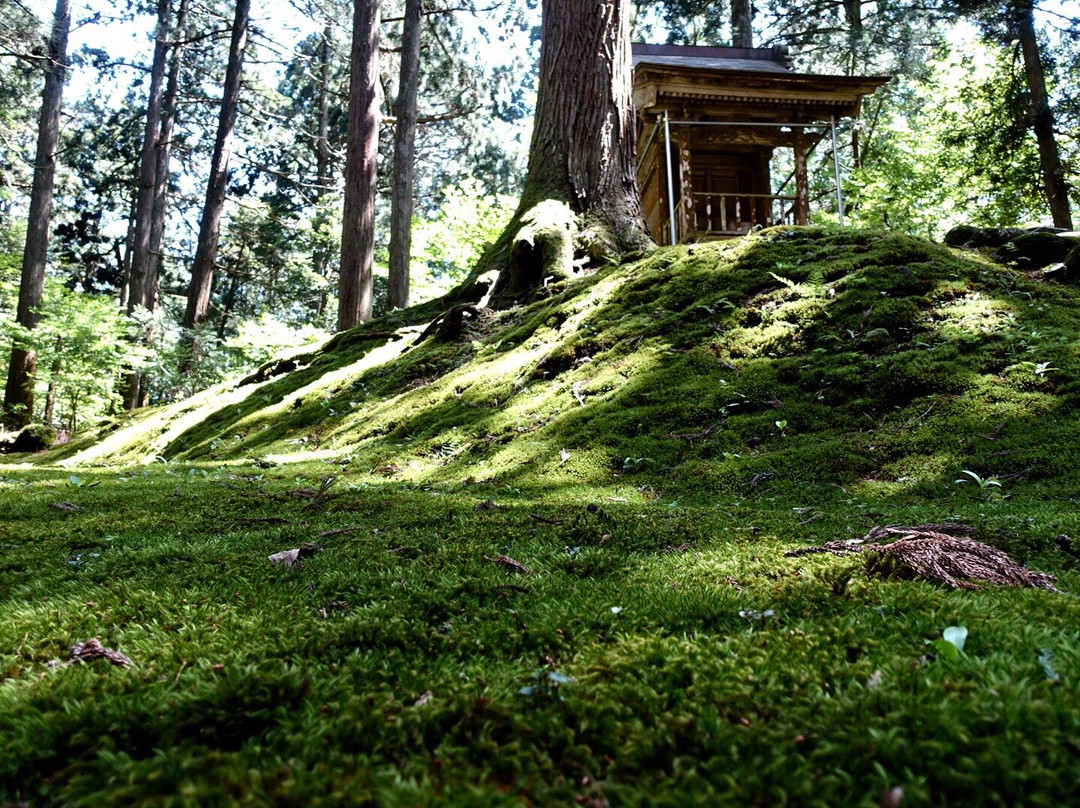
[930,625,969,661]
[0,262,144,431]
[410,179,517,300]
[849,39,1050,236]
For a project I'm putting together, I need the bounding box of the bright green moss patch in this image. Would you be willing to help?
[1,466,1079,805]
[6,227,1080,803]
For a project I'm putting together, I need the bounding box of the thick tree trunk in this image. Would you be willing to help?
[122,0,172,410]
[731,0,753,48]
[387,0,422,311]
[338,0,381,331]
[1015,1,1072,229]
[181,0,250,346]
[3,0,70,429]
[483,0,651,307]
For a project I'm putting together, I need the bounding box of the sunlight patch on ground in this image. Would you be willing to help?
[930,292,1017,336]
[60,380,255,467]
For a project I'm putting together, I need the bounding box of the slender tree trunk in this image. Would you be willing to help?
[482,0,651,306]
[117,191,137,308]
[127,0,170,320]
[338,0,381,331]
[122,0,172,410]
[43,338,61,425]
[3,0,70,429]
[148,0,188,313]
[387,0,422,311]
[1015,1,1072,229]
[731,0,752,48]
[133,0,189,406]
[312,20,333,319]
[181,0,250,346]
[217,271,241,340]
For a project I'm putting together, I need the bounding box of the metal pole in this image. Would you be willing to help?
[662,120,830,129]
[831,116,844,227]
[663,111,678,246]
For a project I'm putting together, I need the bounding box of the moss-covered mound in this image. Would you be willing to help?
[42,227,1080,505]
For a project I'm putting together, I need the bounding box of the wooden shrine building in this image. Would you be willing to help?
[633,43,889,243]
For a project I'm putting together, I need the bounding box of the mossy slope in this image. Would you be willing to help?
[44,226,1080,506]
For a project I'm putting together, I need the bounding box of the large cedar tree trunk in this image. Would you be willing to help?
[1014,1,1072,229]
[181,0,250,352]
[731,0,753,48]
[3,0,70,428]
[481,0,651,307]
[387,0,423,311]
[338,0,381,331]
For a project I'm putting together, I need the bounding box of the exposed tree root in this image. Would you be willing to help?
[786,524,1058,591]
[412,304,485,344]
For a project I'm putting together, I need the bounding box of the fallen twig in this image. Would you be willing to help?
[318,525,366,538]
[69,638,134,668]
[530,513,564,525]
[484,554,533,574]
[668,423,719,444]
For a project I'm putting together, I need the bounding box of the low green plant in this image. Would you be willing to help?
[955,469,1004,500]
[928,625,969,662]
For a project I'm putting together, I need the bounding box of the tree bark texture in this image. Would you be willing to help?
[1014,1,1072,229]
[123,0,172,410]
[181,0,250,339]
[3,0,70,428]
[484,0,651,306]
[338,0,381,331]
[387,0,423,311]
[731,0,753,48]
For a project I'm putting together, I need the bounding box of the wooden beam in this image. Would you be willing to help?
[793,126,809,225]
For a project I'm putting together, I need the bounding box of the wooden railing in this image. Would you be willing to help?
[690,192,798,235]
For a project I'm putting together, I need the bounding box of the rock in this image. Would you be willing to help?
[1068,244,1080,273]
[11,423,56,453]
[944,225,1026,249]
[1040,263,1079,285]
[861,327,892,352]
[996,231,1075,268]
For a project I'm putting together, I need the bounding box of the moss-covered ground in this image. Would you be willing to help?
[3,227,1080,805]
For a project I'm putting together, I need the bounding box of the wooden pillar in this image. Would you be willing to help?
[755,150,772,226]
[793,127,810,225]
[677,132,693,240]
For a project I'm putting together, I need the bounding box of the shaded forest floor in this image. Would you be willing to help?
[3,227,1080,805]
